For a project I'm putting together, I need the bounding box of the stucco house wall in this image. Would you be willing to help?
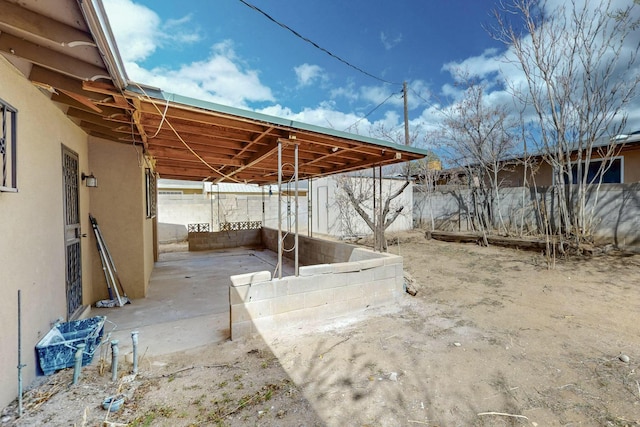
[0,55,95,408]
[0,56,156,410]
[88,138,156,300]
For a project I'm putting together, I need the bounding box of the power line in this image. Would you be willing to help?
[238,0,401,86]
[409,87,439,110]
[344,90,402,131]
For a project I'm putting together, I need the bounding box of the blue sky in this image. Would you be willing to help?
[101,0,640,152]
[102,0,510,144]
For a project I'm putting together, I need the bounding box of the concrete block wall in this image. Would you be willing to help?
[229,249,404,340]
[414,183,640,249]
[261,227,355,265]
[188,229,262,251]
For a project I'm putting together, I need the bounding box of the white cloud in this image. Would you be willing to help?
[441,48,503,82]
[164,14,203,45]
[104,0,203,63]
[257,101,410,138]
[330,82,359,102]
[360,85,396,106]
[103,1,273,108]
[380,32,402,50]
[359,80,431,111]
[103,0,163,62]
[127,41,274,108]
[258,102,365,131]
[294,63,325,87]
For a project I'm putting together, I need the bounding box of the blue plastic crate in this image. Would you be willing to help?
[36,316,106,375]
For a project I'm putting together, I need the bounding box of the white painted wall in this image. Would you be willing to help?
[413,184,640,249]
[157,192,309,241]
[157,175,414,242]
[311,175,414,238]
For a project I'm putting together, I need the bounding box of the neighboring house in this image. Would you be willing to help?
[418,135,640,190]
[0,0,426,409]
[499,135,640,187]
[413,135,640,247]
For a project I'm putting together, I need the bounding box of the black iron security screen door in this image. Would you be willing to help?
[62,147,82,319]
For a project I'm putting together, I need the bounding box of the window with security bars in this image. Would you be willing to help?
[145,168,157,218]
[0,98,17,192]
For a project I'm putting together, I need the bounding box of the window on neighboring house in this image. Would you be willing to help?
[570,157,623,184]
[0,98,17,192]
[145,168,157,218]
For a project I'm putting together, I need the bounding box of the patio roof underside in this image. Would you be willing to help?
[128,95,426,185]
[0,0,425,185]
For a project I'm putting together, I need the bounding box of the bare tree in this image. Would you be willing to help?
[338,174,409,251]
[332,177,366,238]
[412,155,442,230]
[337,124,417,251]
[492,0,640,243]
[435,73,519,238]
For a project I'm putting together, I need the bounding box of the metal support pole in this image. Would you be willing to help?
[277,140,283,279]
[111,340,119,382]
[372,166,376,251]
[308,177,313,237]
[209,182,214,231]
[217,185,220,231]
[294,143,299,276]
[131,331,139,374]
[72,343,86,385]
[261,185,265,228]
[379,165,383,252]
[287,181,291,232]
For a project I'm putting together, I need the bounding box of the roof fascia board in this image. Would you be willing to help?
[77,0,128,89]
[126,84,429,157]
[493,135,640,166]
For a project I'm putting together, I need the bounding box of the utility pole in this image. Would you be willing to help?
[403,81,409,146]
[402,81,411,180]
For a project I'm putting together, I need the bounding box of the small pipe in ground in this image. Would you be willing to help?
[111,340,119,382]
[72,343,86,385]
[131,331,139,374]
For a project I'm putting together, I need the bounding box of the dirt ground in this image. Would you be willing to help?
[3,230,640,426]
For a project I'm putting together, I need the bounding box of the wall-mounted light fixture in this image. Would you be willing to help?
[81,172,98,188]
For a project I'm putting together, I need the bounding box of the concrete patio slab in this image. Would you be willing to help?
[91,247,294,360]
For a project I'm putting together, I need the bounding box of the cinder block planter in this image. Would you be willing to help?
[229,228,405,340]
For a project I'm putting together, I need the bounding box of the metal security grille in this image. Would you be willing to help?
[62,147,82,319]
[0,98,17,191]
[188,223,210,232]
[63,152,79,225]
[219,221,262,231]
[146,168,157,218]
[66,242,82,318]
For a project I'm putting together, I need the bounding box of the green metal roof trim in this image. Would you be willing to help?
[126,84,428,157]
